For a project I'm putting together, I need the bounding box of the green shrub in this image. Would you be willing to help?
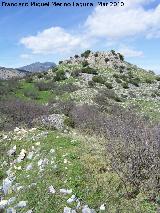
[105,58,109,63]
[111,50,116,55]
[25,76,33,83]
[146,79,154,84]
[118,53,124,61]
[74,54,79,58]
[71,69,81,77]
[82,60,89,67]
[24,90,39,100]
[81,50,91,58]
[156,76,160,81]
[122,82,129,89]
[113,73,119,78]
[64,117,75,128]
[54,70,66,81]
[81,67,98,75]
[105,82,113,89]
[129,78,140,87]
[92,76,105,84]
[94,52,98,57]
[88,80,95,87]
[37,73,43,79]
[59,61,63,64]
[115,78,122,84]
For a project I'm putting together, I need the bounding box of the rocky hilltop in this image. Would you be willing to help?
[0,67,27,80]
[62,50,135,72]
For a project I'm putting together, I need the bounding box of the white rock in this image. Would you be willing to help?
[26,164,33,171]
[64,207,71,213]
[6,208,16,213]
[16,201,27,208]
[64,159,68,164]
[26,210,33,213]
[7,145,16,156]
[67,195,77,204]
[50,149,55,153]
[2,177,13,195]
[14,127,20,132]
[0,200,8,209]
[100,204,105,211]
[48,185,56,194]
[60,188,72,195]
[82,206,96,213]
[16,149,27,163]
[8,197,16,205]
[27,151,34,160]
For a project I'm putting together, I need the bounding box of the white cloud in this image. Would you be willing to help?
[20,27,89,54]
[118,46,143,58]
[20,54,32,59]
[85,0,160,39]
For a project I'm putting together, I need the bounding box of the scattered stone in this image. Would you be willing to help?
[27,151,34,160]
[48,185,56,194]
[7,197,16,205]
[50,149,55,153]
[26,210,33,213]
[7,145,16,156]
[26,164,33,171]
[64,207,71,213]
[16,149,27,163]
[82,206,96,213]
[2,177,13,195]
[16,201,27,208]
[60,189,72,195]
[100,204,105,211]
[6,208,16,213]
[67,195,77,204]
[0,200,8,209]
[64,159,68,164]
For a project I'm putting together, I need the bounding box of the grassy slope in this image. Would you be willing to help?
[0,129,157,212]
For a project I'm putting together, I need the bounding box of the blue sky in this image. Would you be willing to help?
[0,0,160,73]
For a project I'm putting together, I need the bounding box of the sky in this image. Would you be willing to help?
[0,0,160,73]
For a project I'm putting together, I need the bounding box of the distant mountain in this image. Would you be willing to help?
[19,62,56,73]
[0,66,28,80]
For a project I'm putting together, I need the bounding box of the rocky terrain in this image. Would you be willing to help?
[0,67,27,80]
[0,50,160,213]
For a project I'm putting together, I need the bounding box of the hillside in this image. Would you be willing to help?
[0,67,28,80]
[0,50,160,213]
[19,62,56,73]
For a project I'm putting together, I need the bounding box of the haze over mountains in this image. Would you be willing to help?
[0,62,56,80]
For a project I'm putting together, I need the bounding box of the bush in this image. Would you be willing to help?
[92,76,105,84]
[122,82,129,89]
[54,70,66,81]
[59,61,63,64]
[156,76,160,81]
[82,60,89,67]
[111,50,116,55]
[0,99,48,130]
[129,78,140,87]
[105,58,109,63]
[118,53,124,61]
[74,54,79,58]
[37,73,43,79]
[81,50,91,58]
[64,117,75,128]
[146,79,154,84]
[25,76,33,83]
[88,80,95,87]
[71,69,81,77]
[105,82,113,89]
[24,90,39,100]
[94,52,98,57]
[35,81,54,91]
[81,67,98,75]
[115,78,122,84]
